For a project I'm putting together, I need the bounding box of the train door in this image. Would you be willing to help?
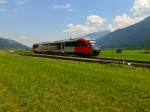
[64,41,75,53]
[61,42,65,53]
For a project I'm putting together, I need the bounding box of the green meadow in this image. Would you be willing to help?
[0,52,150,112]
[99,50,150,62]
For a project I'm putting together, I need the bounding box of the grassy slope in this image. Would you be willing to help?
[99,50,150,62]
[0,53,150,112]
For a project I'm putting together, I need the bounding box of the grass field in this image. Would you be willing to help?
[0,52,150,111]
[99,50,150,62]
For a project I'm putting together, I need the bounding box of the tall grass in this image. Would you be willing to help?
[0,52,150,111]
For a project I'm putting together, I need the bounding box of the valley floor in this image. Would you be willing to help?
[99,50,150,62]
[0,52,150,111]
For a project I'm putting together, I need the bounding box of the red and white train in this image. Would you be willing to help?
[32,38,100,56]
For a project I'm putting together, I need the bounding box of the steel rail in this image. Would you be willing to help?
[15,53,150,68]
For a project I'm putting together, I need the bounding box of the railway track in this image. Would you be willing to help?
[15,53,150,68]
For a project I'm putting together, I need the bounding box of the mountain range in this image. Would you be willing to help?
[84,30,110,40]
[86,16,150,49]
[0,37,29,49]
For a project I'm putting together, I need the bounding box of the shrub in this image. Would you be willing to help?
[116,49,123,53]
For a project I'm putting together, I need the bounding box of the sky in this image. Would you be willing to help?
[0,0,150,46]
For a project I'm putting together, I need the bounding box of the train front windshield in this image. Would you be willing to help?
[89,40,99,50]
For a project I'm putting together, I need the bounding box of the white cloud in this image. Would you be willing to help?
[106,0,150,32]
[66,24,97,35]
[107,14,144,32]
[64,0,150,34]
[16,0,31,5]
[53,3,73,12]
[65,15,106,35]
[14,35,33,46]
[86,15,106,27]
[65,14,144,34]
[131,0,150,17]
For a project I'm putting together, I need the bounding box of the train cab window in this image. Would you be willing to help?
[89,40,96,45]
[89,40,99,48]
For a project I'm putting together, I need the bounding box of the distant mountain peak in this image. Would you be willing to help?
[95,16,150,49]
[0,37,29,49]
[145,16,150,20]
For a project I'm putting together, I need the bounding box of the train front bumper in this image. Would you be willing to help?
[92,50,100,56]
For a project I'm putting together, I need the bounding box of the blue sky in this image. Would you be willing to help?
[0,0,149,46]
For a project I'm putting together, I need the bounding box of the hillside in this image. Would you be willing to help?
[0,37,29,49]
[96,17,150,49]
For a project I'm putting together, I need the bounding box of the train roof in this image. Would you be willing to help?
[33,37,95,45]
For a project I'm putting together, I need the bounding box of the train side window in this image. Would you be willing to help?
[61,42,65,49]
[57,43,61,49]
[77,42,86,47]
[43,44,48,46]
[49,43,61,50]
[33,44,38,48]
[65,42,76,47]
